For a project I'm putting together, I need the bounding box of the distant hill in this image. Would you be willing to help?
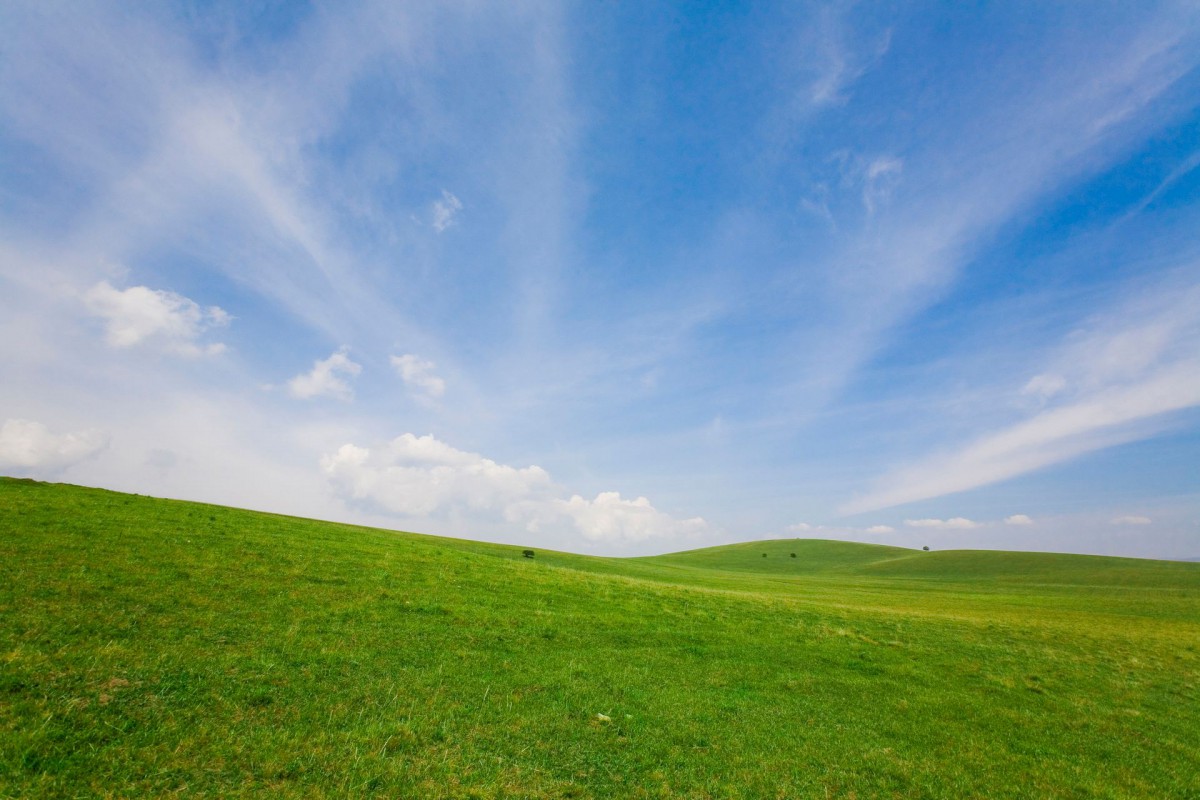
[640,537,914,575]
[640,536,1200,589]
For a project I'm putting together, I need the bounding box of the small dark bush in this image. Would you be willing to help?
[762,553,767,558]
[790,553,797,558]
[522,549,535,559]
[923,545,930,551]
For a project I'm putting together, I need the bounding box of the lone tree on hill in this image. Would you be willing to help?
[522,549,535,559]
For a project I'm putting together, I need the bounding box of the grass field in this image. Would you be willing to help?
[1,477,1198,798]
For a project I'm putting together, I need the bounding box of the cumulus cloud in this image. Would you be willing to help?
[904,517,979,529]
[1004,514,1034,525]
[787,522,815,532]
[1111,515,1152,525]
[391,354,445,399]
[321,433,706,543]
[0,418,108,473]
[558,492,707,542]
[288,349,361,401]
[865,524,895,533]
[432,190,463,233]
[321,434,553,518]
[84,281,230,356]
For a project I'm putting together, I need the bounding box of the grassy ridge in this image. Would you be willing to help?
[1,478,1198,798]
[646,537,1200,588]
[640,538,916,576]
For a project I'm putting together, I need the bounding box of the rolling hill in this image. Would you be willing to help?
[1,478,1197,798]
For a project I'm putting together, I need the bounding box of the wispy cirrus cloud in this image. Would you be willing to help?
[904,517,979,530]
[861,156,902,215]
[769,10,1200,427]
[1111,515,1152,526]
[803,6,892,107]
[431,191,462,233]
[843,276,1200,514]
[786,522,896,536]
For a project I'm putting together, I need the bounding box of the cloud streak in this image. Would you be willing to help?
[904,518,979,530]
[844,277,1200,514]
[770,10,1200,428]
[432,191,462,233]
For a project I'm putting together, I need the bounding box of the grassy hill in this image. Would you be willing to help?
[1,478,1198,798]
[640,538,916,575]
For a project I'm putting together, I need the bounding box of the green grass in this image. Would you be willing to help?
[1,478,1198,798]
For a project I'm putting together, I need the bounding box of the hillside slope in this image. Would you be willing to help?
[855,547,1200,587]
[2,478,1198,799]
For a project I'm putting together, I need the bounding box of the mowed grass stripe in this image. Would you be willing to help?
[1,478,1197,798]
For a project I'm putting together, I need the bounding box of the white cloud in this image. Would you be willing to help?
[1111,515,1152,525]
[865,156,902,181]
[321,434,553,518]
[0,418,107,473]
[1004,514,1035,526]
[804,9,891,107]
[790,522,895,535]
[862,156,902,214]
[847,367,1200,514]
[390,354,446,399]
[904,517,979,529]
[844,278,1200,514]
[432,190,463,233]
[1021,373,1066,399]
[558,492,707,542]
[321,433,706,544]
[288,349,362,401]
[84,281,229,357]
[775,17,1200,434]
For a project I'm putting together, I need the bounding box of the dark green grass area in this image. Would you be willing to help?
[1,478,1198,798]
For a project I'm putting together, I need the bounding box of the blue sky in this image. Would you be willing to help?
[2,1,1198,558]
